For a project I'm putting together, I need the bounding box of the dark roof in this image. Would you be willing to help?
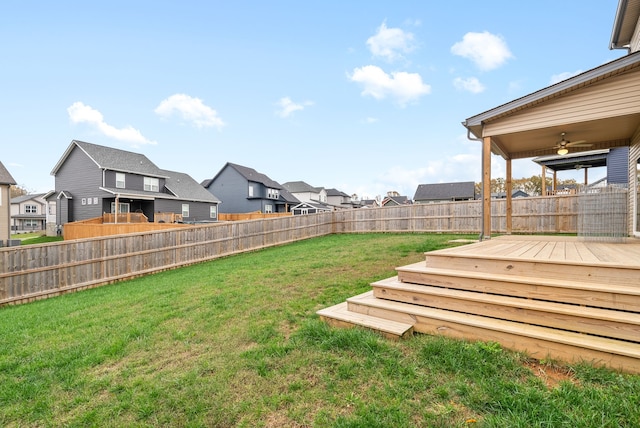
[325,188,350,197]
[383,195,411,205]
[226,163,282,189]
[414,181,475,201]
[282,181,323,193]
[277,187,300,204]
[532,149,609,172]
[160,169,220,203]
[51,140,167,177]
[10,193,46,204]
[0,161,16,185]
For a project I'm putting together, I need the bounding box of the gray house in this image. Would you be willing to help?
[50,140,220,225]
[0,161,17,245]
[413,181,476,204]
[202,162,299,214]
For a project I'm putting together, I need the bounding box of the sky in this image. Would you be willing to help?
[0,1,627,200]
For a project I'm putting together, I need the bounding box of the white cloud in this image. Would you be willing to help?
[453,77,485,94]
[451,31,513,71]
[549,70,583,85]
[67,102,156,146]
[348,65,431,106]
[362,117,379,124]
[275,97,314,118]
[366,21,416,62]
[154,94,225,129]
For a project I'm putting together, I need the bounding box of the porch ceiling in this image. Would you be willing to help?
[489,114,640,160]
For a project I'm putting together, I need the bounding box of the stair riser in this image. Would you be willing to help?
[423,254,639,285]
[347,299,640,374]
[372,286,640,342]
[396,270,640,312]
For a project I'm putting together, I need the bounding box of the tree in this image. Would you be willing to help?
[10,184,29,198]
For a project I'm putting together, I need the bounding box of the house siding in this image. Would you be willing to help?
[608,147,630,184]
[206,167,257,213]
[154,199,216,222]
[484,71,640,137]
[0,185,10,242]
[55,146,110,221]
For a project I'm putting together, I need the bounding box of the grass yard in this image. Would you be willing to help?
[10,232,63,245]
[1,233,638,427]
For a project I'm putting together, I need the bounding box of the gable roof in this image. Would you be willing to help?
[50,140,167,177]
[325,188,350,197]
[11,193,46,204]
[0,161,16,185]
[218,162,282,189]
[160,169,220,203]
[414,181,475,201]
[382,195,411,205]
[610,0,640,50]
[277,187,300,204]
[282,181,323,193]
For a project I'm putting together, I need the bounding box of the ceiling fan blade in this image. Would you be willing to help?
[566,140,589,147]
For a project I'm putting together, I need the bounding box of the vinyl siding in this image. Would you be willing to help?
[484,70,640,136]
[608,147,630,184]
[154,199,216,222]
[207,166,262,213]
[55,145,110,221]
[0,184,10,242]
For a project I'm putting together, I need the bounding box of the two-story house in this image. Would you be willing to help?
[50,140,220,226]
[10,193,47,232]
[202,162,299,214]
[0,161,17,246]
[325,188,360,209]
[282,181,328,205]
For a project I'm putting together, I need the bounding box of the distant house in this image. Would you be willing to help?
[325,188,360,209]
[10,193,47,232]
[202,162,299,214]
[291,201,332,215]
[41,190,58,236]
[50,140,220,226]
[413,181,476,204]
[0,161,17,245]
[381,195,412,206]
[360,199,381,208]
[282,181,328,205]
[492,190,529,199]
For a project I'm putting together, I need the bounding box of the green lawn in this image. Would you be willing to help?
[10,232,63,245]
[1,233,638,427]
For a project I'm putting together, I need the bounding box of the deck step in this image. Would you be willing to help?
[371,276,640,342]
[316,301,414,340]
[423,247,640,286]
[396,262,640,312]
[347,291,640,374]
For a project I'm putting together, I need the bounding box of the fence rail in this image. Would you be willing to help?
[0,192,625,306]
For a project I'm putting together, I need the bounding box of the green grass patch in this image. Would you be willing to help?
[0,233,637,427]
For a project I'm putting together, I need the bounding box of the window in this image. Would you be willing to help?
[87,198,92,205]
[116,172,125,189]
[110,202,130,213]
[93,197,98,205]
[182,204,189,218]
[144,177,159,192]
[24,219,39,229]
[265,204,273,213]
[267,188,279,199]
[248,184,254,197]
[81,198,86,205]
[25,204,37,213]
[210,205,217,219]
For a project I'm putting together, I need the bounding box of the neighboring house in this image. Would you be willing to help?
[0,161,17,246]
[381,195,412,206]
[202,162,299,214]
[492,190,529,199]
[360,198,381,208]
[282,181,327,205]
[291,201,332,215]
[10,193,47,232]
[50,140,220,226]
[413,181,476,204]
[42,190,58,236]
[325,188,359,209]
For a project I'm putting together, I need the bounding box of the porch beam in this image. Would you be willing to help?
[483,137,492,239]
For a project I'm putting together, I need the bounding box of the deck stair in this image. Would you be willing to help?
[317,236,640,373]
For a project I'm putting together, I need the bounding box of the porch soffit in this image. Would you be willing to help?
[463,53,640,160]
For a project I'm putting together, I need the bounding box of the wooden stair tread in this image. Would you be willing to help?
[348,291,640,359]
[397,262,640,296]
[372,276,640,325]
[316,301,414,338]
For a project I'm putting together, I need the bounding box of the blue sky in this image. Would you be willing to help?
[0,1,626,199]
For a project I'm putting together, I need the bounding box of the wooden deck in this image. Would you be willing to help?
[317,235,640,374]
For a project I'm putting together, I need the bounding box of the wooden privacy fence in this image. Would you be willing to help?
[0,194,597,306]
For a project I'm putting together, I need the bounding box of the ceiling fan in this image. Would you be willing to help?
[574,163,592,170]
[554,132,592,155]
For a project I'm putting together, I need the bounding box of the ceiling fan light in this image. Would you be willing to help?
[557,147,569,155]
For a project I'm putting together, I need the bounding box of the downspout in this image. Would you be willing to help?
[466,127,485,241]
